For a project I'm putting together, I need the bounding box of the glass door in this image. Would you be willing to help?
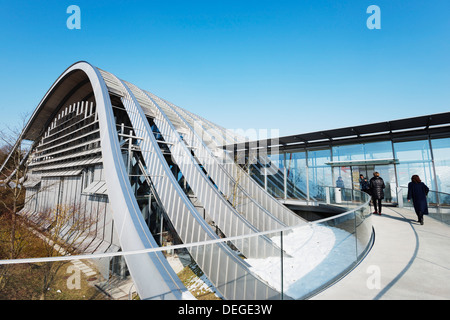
[333,166,352,202]
[354,165,397,204]
[373,164,397,204]
[336,165,397,204]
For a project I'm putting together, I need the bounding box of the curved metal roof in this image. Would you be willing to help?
[23,65,95,140]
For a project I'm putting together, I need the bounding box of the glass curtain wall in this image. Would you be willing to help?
[285,151,307,199]
[307,149,332,199]
[332,144,365,192]
[366,141,397,203]
[271,150,332,200]
[394,140,433,189]
[430,138,450,194]
[262,138,447,202]
[332,141,397,202]
[267,153,285,198]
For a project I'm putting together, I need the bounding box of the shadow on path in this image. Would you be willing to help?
[373,208,420,300]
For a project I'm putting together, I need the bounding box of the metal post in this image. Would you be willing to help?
[306,151,310,201]
[283,153,287,200]
[397,187,404,208]
[160,211,164,246]
[391,140,400,204]
[127,138,132,176]
[354,211,358,261]
[280,230,284,300]
[428,137,440,205]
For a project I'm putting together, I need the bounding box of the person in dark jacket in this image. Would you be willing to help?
[369,172,385,215]
[407,175,429,225]
[359,174,370,194]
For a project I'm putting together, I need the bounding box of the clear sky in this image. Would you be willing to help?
[0,0,449,138]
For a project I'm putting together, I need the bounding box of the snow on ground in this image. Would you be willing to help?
[185,272,216,295]
[246,224,358,299]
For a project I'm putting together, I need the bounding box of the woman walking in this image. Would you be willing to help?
[369,172,385,215]
[407,175,429,225]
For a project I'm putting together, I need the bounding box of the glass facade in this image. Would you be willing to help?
[332,141,393,161]
[394,140,433,189]
[285,151,307,197]
[431,138,450,194]
[261,137,449,204]
[266,153,285,198]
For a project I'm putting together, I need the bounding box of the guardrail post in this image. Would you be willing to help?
[336,188,342,203]
[397,187,403,208]
[325,187,330,204]
[280,230,284,300]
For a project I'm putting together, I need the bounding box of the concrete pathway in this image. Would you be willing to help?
[312,206,450,300]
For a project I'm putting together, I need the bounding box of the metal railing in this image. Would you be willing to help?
[398,186,450,225]
[0,187,373,300]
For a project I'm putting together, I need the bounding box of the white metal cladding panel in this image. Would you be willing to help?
[40,177,59,212]
[173,105,304,227]
[111,76,281,300]
[23,187,37,212]
[135,87,280,259]
[62,176,77,205]
[22,172,117,255]
[117,94,212,244]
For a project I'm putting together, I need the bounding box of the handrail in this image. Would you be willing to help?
[0,190,371,265]
[398,186,450,225]
[399,186,450,204]
[0,187,373,300]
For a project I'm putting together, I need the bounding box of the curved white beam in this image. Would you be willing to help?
[6,61,188,300]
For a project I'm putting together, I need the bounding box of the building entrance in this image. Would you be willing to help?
[333,164,397,204]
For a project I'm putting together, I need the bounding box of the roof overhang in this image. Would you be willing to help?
[224,112,450,153]
[22,64,95,141]
[325,158,399,167]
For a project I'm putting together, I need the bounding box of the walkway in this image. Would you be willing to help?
[312,206,450,300]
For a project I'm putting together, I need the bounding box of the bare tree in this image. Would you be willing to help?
[0,114,33,255]
[0,116,100,298]
[0,116,32,291]
[27,203,99,300]
[225,151,257,213]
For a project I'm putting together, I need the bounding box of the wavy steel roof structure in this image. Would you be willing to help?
[1,61,308,300]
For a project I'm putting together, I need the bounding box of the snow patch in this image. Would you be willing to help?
[246,224,357,299]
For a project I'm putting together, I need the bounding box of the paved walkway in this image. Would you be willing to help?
[312,206,450,300]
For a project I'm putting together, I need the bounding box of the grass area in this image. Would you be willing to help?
[0,214,109,300]
[1,214,222,300]
[0,262,108,300]
[177,262,221,300]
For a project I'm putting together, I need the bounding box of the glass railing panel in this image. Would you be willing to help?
[355,204,373,257]
[0,188,373,300]
[0,256,134,300]
[399,186,450,225]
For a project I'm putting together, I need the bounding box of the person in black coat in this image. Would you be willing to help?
[369,172,385,215]
[407,175,429,225]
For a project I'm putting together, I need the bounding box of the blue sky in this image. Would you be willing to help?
[0,1,449,137]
